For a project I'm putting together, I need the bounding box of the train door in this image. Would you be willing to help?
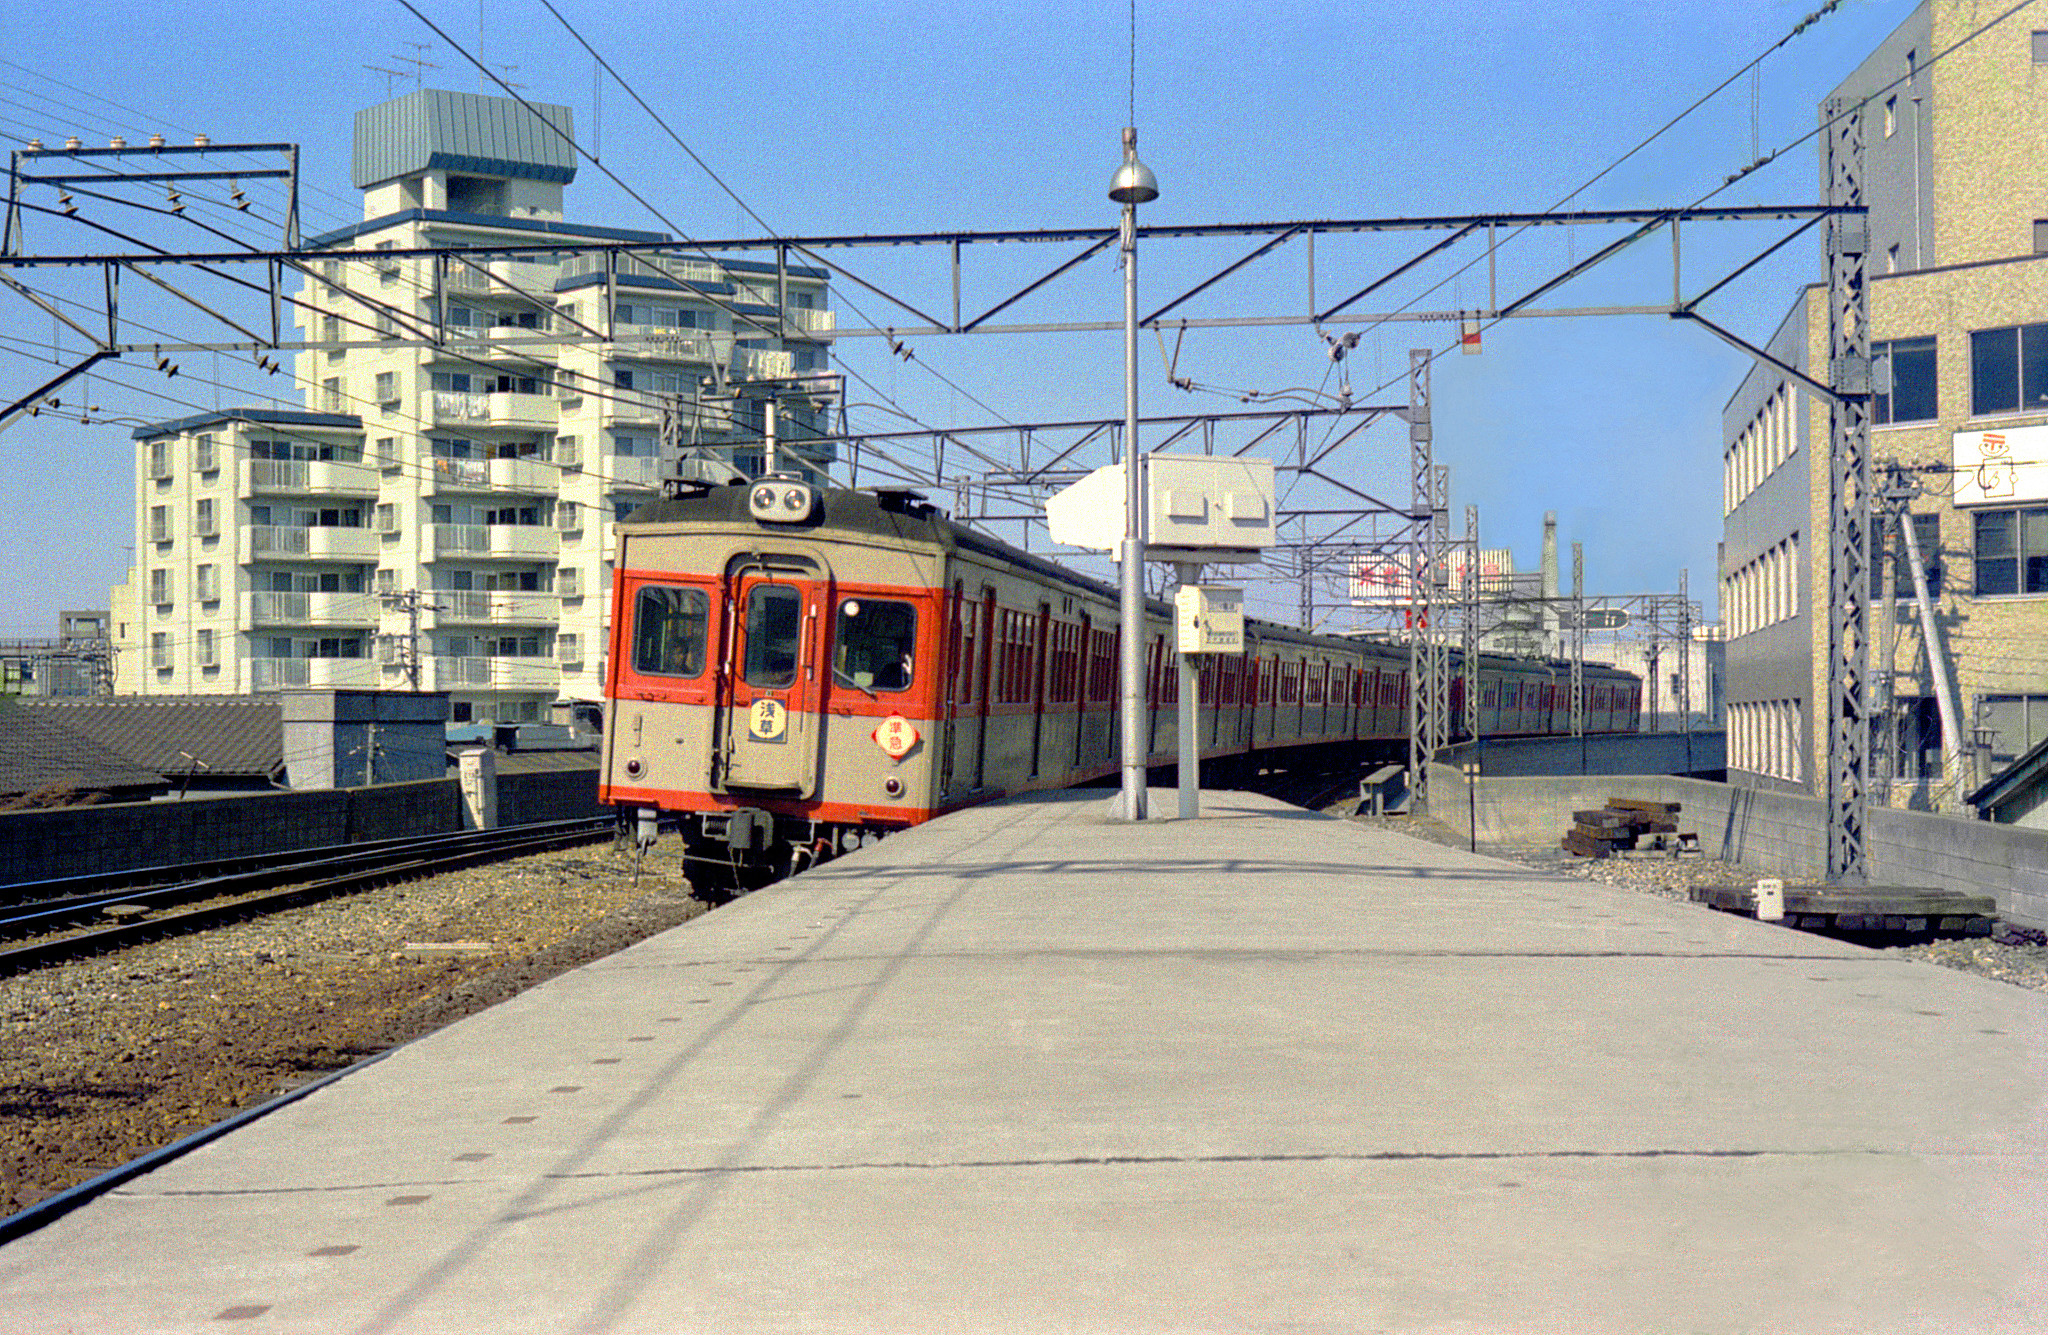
[973,585,996,789]
[939,580,965,795]
[1028,603,1051,777]
[1072,613,1090,771]
[716,553,826,795]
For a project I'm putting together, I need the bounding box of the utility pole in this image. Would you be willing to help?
[1823,95,1873,884]
[1571,541,1585,773]
[1463,504,1480,744]
[1406,350,1446,816]
[1110,126,1159,823]
[384,589,442,692]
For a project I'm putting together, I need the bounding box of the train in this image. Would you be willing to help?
[598,476,1641,888]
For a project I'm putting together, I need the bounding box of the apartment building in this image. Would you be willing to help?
[1721,1,2048,806]
[114,90,837,721]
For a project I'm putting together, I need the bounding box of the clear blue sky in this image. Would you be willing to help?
[0,0,1940,634]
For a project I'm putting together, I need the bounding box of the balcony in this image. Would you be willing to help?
[488,257,556,292]
[244,526,380,562]
[486,324,557,357]
[604,332,717,365]
[242,458,380,498]
[250,657,381,690]
[431,523,559,561]
[604,455,661,491]
[427,656,560,691]
[427,456,557,494]
[733,347,794,380]
[247,591,380,628]
[785,307,836,337]
[436,590,556,625]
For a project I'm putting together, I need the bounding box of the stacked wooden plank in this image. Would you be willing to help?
[1561,798,1688,859]
[1691,883,1998,937]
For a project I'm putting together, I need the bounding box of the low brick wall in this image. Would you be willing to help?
[0,778,462,885]
[1428,765,2048,928]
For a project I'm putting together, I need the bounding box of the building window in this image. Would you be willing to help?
[148,504,168,544]
[151,632,170,671]
[375,371,397,403]
[148,568,170,605]
[2032,30,2048,63]
[1874,336,1937,424]
[148,440,171,480]
[194,497,217,538]
[1973,506,2048,595]
[376,436,399,470]
[322,377,342,412]
[1883,96,1897,138]
[196,564,219,602]
[1891,697,1943,780]
[1969,322,2048,417]
[196,628,217,670]
[613,369,634,391]
[1978,694,2048,765]
[194,434,216,472]
[2035,221,2048,255]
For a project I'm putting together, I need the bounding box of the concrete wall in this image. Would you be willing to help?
[1448,731,1725,778]
[495,765,603,827]
[0,778,462,885]
[1429,765,2048,928]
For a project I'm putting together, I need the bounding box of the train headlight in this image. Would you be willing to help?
[882,776,903,798]
[749,479,818,523]
[624,758,644,779]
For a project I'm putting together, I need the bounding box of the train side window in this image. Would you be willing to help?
[631,585,710,678]
[834,598,917,692]
[742,584,803,689]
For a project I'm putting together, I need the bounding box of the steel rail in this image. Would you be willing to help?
[1,820,601,906]
[0,819,614,976]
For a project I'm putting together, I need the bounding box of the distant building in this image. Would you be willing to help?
[1,609,112,697]
[1721,0,2048,807]
[113,89,837,723]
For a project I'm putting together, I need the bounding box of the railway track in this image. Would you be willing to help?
[0,818,616,976]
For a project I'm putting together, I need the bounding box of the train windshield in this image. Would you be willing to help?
[631,585,710,677]
[742,584,803,689]
[833,599,916,693]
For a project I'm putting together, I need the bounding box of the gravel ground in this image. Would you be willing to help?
[1333,802,2048,993]
[0,836,706,1214]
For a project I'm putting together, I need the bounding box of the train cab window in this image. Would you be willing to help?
[631,586,710,677]
[742,584,803,689]
[834,598,916,693]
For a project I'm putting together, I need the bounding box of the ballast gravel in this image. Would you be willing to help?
[1337,803,2048,994]
[0,837,706,1215]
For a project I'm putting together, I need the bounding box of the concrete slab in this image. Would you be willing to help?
[0,789,2043,1333]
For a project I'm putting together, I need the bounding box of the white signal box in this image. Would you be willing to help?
[1045,455,1275,562]
[1175,584,1245,654]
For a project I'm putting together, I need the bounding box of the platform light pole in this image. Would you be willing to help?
[1111,127,1158,822]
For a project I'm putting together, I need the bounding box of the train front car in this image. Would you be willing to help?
[601,479,949,890]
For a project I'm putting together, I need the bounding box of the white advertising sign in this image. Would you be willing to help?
[1953,423,2048,507]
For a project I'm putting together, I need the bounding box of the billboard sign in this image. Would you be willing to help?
[1350,548,1515,606]
[1953,424,2048,507]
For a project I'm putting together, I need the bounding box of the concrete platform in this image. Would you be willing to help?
[1,788,2044,1332]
